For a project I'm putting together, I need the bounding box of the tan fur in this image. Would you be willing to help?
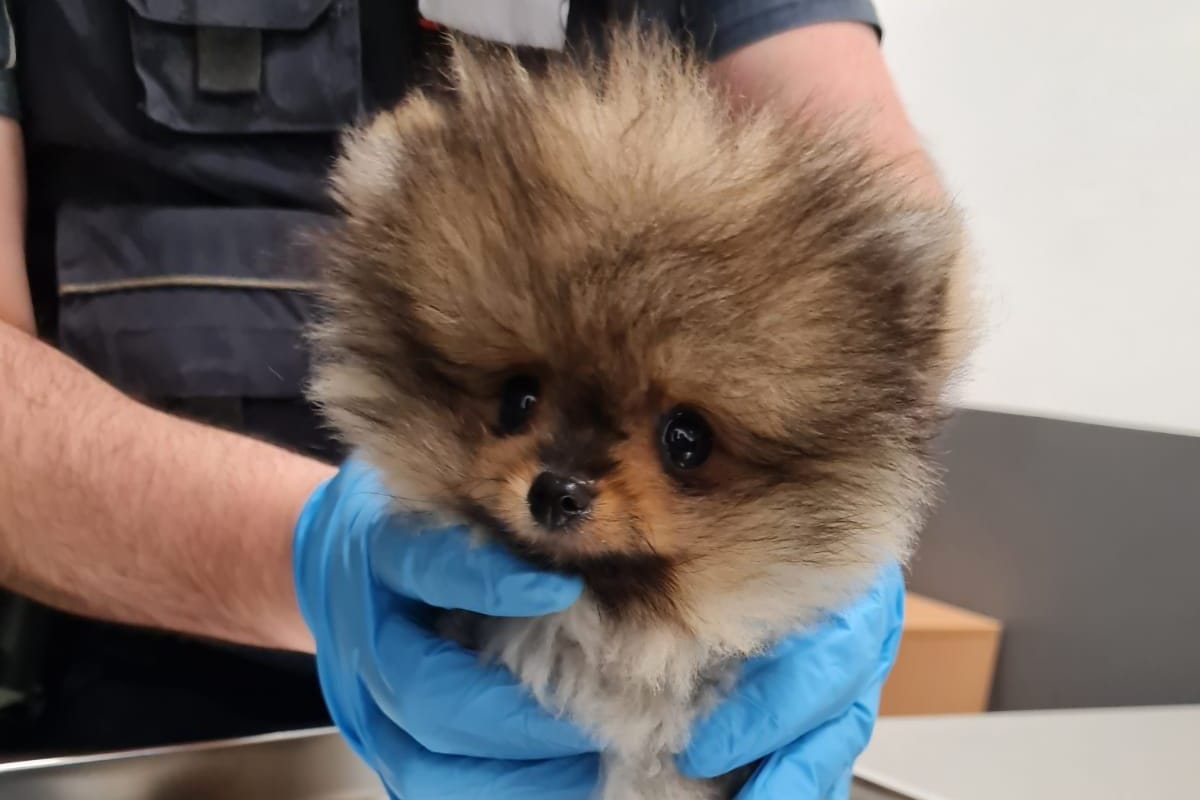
[307,24,975,800]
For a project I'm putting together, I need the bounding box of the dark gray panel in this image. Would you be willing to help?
[908,409,1200,711]
[852,781,913,800]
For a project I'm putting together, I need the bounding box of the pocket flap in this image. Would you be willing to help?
[124,0,362,134]
[125,0,334,32]
[56,206,333,400]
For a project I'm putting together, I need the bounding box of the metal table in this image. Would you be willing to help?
[0,726,894,799]
[0,727,387,800]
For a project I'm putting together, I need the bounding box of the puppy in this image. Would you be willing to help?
[306,25,974,800]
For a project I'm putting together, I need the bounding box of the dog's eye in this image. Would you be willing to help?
[498,375,540,435]
[659,406,713,470]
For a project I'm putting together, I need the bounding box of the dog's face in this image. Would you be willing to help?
[309,33,972,638]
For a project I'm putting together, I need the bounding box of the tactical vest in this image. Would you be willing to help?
[2,0,687,754]
[14,0,683,460]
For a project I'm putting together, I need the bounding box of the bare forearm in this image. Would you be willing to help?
[0,322,333,652]
[710,22,943,196]
[0,118,33,333]
[0,113,329,652]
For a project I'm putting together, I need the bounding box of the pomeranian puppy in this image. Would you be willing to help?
[306,24,974,800]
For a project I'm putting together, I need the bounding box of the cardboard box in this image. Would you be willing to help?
[878,593,1002,716]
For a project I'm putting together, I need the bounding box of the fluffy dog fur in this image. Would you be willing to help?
[306,25,974,800]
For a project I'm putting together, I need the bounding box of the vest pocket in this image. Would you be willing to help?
[54,205,332,403]
[123,0,363,134]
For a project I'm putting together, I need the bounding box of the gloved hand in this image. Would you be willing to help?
[294,456,904,800]
[675,561,906,799]
[292,456,601,799]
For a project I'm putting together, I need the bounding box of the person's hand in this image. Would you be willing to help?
[293,455,903,799]
[677,562,905,799]
[292,456,602,799]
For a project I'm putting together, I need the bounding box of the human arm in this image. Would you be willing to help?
[0,0,30,334]
[0,124,31,334]
[0,37,326,653]
[706,14,943,197]
[0,316,334,651]
[0,2,334,652]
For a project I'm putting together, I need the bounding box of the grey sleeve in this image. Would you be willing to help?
[683,0,882,61]
[0,0,17,120]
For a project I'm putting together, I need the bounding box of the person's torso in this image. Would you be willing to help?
[11,0,683,459]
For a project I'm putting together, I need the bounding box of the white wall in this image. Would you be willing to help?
[874,0,1200,437]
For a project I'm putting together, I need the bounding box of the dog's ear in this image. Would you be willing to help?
[328,91,450,219]
[325,33,534,222]
[870,201,978,393]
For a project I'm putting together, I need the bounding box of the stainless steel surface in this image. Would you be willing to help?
[0,727,387,799]
[0,724,898,799]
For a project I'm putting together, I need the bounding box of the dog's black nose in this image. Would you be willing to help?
[527,472,594,530]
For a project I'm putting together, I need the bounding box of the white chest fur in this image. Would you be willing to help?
[442,599,747,800]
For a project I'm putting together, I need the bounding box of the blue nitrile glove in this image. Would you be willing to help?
[292,456,601,799]
[294,456,902,799]
[677,562,905,800]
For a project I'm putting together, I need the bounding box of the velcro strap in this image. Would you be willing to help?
[196,26,263,94]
